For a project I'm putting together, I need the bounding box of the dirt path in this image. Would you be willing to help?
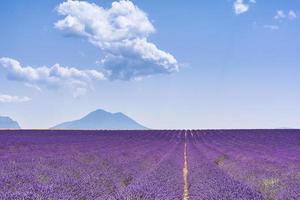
[183,132,189,200]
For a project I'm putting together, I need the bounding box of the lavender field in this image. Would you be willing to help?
[0,130,299,200]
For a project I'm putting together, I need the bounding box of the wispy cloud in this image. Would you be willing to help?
[267,10,298,30]
[288,10,297,20]
[0,94,31,103]
[55,0,179,80]
[264,25,279,31]
[274,10,286,20]
[0,57,105,96]
[274,10,297,20]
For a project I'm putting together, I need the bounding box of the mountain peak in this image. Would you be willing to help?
[0,116,20,129]
[92,109,110,114]
[52,109,147,130]
[85,109,111,118]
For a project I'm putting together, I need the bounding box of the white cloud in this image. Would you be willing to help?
[288,10,297,20]
[264,25,279,31]
[233,0,249,15]
[0,94,31,103]
[0,57,105,96]
[274,10,286,20]
[274,10,297,20]
[55,0,178,80]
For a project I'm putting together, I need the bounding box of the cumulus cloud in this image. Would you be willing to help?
[55,0,178,80]
[0,57,105,96]
[0,94,31,103]
[233,0,249,15]
[233,0,256,15]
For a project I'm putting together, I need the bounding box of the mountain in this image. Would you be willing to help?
[52,109,147,130]
[0,116,20,129]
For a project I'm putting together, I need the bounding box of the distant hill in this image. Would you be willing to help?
[0,116,20,129]
[52,109,147,130]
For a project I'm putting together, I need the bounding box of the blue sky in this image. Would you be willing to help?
[0,0,299,129]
